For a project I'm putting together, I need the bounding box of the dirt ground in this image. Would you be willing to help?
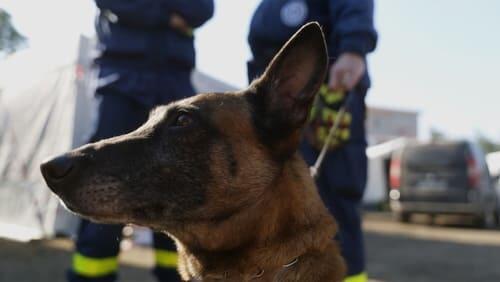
[1,213,499,282]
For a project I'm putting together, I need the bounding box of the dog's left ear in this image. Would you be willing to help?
[248,22,328,157]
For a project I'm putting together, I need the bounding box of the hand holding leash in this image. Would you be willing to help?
[329,53,365,92]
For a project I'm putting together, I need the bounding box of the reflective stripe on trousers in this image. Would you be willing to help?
[72,253,118,277]
[73,250,178,278]
[155,250,178,269]
[345,272,368,282]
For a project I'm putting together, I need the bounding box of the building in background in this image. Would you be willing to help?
[366,107,418,145]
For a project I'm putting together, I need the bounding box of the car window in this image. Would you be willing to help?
[403,143,466,169]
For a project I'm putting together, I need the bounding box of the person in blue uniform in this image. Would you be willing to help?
[248,1,377,281]
[69,1,214,282]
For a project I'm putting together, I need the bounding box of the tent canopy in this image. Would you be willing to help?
[0,36,238,242]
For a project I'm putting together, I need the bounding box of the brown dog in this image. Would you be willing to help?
[40,22,345,281]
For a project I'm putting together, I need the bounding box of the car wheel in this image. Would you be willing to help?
[495,207,500,226]
[477,211,496,229]
[428,214,437,226]
[394,212,411,223]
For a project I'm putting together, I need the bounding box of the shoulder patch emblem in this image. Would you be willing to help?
[280,1,308,27]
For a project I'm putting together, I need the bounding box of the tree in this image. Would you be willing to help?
[476,134,500,154]
[0,9,27,56]
[430,127,446,141]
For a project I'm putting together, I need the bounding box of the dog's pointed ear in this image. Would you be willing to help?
[248,22,328,157]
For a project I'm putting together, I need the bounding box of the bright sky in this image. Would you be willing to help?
[2,0,499,142]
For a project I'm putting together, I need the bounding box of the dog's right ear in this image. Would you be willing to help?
[248,22,328,158]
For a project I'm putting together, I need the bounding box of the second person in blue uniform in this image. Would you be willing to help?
[247,0,377,281]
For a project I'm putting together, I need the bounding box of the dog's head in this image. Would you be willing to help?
[40,23,328,232]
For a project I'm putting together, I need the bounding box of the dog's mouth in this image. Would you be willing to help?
[57,196,78,213]
[57,195,102,217]
[49,181,125,221]
[59,196,130,224]
[52,181,176,228]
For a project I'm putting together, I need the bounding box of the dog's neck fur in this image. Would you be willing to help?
[168,154,341,281]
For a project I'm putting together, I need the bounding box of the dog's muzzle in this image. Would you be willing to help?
[40,154,79,193]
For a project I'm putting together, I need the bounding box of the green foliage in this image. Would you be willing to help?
[476,134,500,154]
[429,128,500,154]
[430,127,446,141]
[0,9,27,55]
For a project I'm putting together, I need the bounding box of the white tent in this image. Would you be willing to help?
[0,37,236,242]
[0,36,98,241]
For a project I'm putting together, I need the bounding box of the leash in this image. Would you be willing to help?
[310,92,353,179]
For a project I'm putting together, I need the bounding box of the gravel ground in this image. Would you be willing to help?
[365,232,500,282]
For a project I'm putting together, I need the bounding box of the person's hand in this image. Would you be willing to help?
[169,13,192,35]
[328,53,365,92]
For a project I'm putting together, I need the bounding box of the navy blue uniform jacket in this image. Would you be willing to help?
[93,0,213,107]
[249,0,376,87]
[248,0,377,192]
[95,0,214,69]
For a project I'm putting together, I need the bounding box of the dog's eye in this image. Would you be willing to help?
[172,113,193,128]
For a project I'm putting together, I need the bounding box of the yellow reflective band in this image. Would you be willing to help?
[316,127,328,143]
[321,107,337,123]
[320,88,345,104]
[343,112,352,125]
[155,250,178,269]
[344,272,368,282]
[339,129,350,141]
[319,84,329,96]
[73,253,118,277]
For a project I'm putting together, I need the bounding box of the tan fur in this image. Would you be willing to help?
[166,94,346,281]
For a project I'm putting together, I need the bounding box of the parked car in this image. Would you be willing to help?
[487,152,500,222]
[495,176,500,222]
[389,140,497,227]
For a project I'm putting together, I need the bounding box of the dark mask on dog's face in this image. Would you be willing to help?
[40,23,328,231]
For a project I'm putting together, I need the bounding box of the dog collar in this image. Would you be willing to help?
[204,257,299,280]
[252,257,300,280]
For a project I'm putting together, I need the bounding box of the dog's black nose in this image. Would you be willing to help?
[40,155,75,183]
